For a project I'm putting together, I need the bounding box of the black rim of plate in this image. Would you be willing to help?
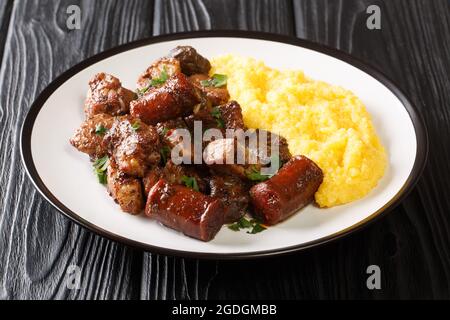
[20,30,428,260]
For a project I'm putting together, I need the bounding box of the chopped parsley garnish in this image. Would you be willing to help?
[160,146,171,165]
[200,74,228,88]
[136,87,148,96]
[211,107,224,128]
[95,124,107,135]
[131,121,140,131]
[181,176,199,192]
[228,216,267,234]
[245,155,282,181]
[93,155,109,184]
[136,67,169,96]
[245,166,270,182]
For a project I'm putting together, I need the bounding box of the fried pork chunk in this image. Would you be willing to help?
[185,100,245,132]
[84,73,136,118]
[203,129,292,181]
[209,174,249,223]
[137,58,181,90]
[143,160,208,195]
[253,129,292,164]
[107,159,144,214]
[103,117,161,177]
[168,46,211,76]
[70,113,114,158]
[189,74,230,106]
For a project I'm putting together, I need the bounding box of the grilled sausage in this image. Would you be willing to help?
[145,179,224,241]
[130,73,201,125]
[249,155,323,225]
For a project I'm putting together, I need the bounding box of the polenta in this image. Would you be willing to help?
[210,55,387,207]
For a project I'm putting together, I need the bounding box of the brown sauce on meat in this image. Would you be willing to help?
[70,46,323,241]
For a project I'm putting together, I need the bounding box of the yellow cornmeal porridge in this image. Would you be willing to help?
[210,55,387,207]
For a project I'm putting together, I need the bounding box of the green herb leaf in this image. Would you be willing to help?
[92,155,109,184]
[227,223,241,231]
[227,216,267,234]
[131,121,140,131]
[95,170,107,184]
[136,67,169,96]
[95,124,107,135]
[150,67,169,86]
[200,74,228,88]
[247,223,267,234]
[136,87,149,96]
[211,107,224,128]
[161,127,169,136]
[245,166,270,182]
[181,175,199,192]
[160,146,171,165]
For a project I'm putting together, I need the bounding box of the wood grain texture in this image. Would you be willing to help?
[0,0,13,66]
[1,0,449,300]
[293,0,450,299]
[140,0,297,300]
[0,0,155,299]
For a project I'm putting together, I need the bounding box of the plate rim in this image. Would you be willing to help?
[20,30,428,259]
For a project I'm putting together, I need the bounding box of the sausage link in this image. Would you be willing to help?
[130,73,200,125]
[145,179,224,241]
[250,155,323,225]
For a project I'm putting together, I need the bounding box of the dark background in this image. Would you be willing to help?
[0,0,449,300]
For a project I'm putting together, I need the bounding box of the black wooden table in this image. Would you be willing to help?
[0,0,449,300]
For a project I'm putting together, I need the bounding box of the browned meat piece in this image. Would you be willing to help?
[185,100,245,133]
[184,103,217,132]
[84,73,135,118]
[203,125,292,180]
[107,159,144,215]
[130,73,201,125]
[155,118,196,164]
[70,113,114,158]
[189,74,230,106]
[103,117,161,177]
[209,174,249,223]
[156,118,187,135]
[250,129,292,164]
[143,166,163,195]
[168,46,211,76]
[203,138,249,179]
[146,179,224,241]
[143,161,208,195]
[137,57,181,90]
[217,101,245,130]
[155,117,189,145]
[163,161,208,192]
[249,155,323,225]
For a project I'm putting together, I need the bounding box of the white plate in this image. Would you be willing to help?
[21,32,427,259]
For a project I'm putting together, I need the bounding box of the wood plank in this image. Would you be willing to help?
[0,0,155,299]
[141,0,450,300]
[0,0,13,66]
[141,0,296,300]
[292,0,450,299]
